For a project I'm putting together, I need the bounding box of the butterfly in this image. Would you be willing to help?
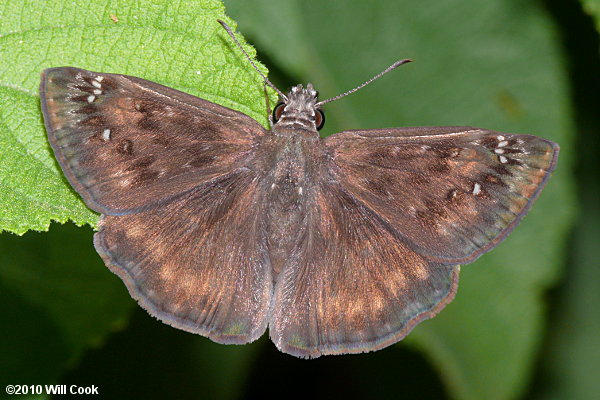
[39,21,558,358]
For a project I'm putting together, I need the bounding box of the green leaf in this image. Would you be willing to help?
[0,0,268,391]
[0,0,270,235]
[532,201,600,400]
[225,0,576,399]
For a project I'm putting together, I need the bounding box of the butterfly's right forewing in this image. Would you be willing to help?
[41,67,267,215]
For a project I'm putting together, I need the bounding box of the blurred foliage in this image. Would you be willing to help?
[0,0,597,399]
[581,0,600,32]
[529,0,600,399]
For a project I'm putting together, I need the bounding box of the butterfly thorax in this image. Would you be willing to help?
[271,84,321,138]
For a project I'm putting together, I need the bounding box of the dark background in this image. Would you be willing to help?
[0,0,598,399]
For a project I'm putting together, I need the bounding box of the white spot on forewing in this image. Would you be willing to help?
[298,187,303,195]
[498,140,508,147]
[499,155,508,164]
[472,182,481,195]
[95,76,104,82]
[92,80,102,88]
[102,129,111,141]
[93,89,102,95]
[87,95,95,103]
[494,148,504,154]
[497,135,505,141]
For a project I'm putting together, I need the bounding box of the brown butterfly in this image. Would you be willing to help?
[39,21,558,358]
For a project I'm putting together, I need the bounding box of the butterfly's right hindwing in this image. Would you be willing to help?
[269,178,459,358]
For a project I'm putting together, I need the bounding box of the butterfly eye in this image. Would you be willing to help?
[273,102,285,123]
[315,109,325,130]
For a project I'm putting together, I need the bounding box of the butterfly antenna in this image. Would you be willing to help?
[317,59,412,106]
[217,20,288,101]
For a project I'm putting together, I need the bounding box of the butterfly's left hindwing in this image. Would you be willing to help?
[40,67,266,215]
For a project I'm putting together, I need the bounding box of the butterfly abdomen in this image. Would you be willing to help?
[260,134,326,280]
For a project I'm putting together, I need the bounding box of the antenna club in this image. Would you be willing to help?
[394,59,413,67]
[316,58,414,106]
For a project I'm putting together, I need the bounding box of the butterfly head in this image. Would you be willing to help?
[217,19,412,137]
[272,83,325,133]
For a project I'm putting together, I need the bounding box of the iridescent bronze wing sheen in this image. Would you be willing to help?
[269,179,459,358]
[40,65,559,357]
